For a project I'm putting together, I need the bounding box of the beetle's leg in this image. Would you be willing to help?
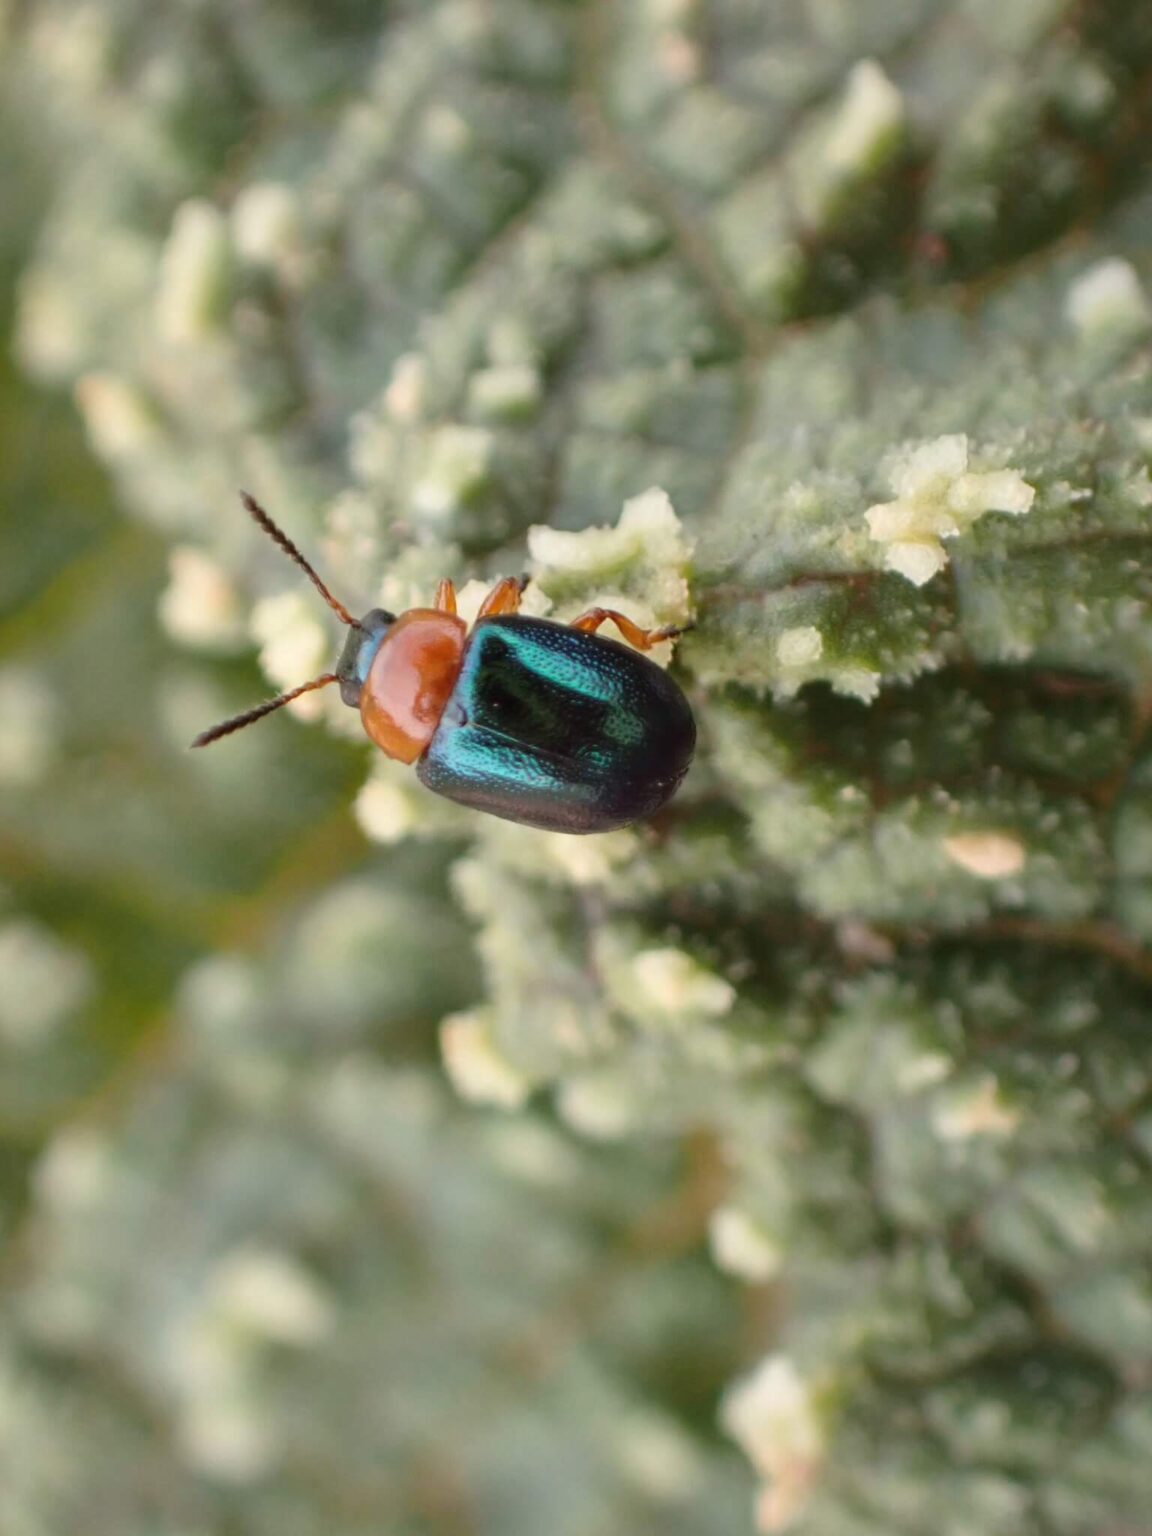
[434,578,458,616]
[569,607,687,651]
[476,576,527,619]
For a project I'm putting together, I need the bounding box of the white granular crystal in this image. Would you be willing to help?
[423,104,472,153]
[451,578,494,627]
[440,1010,531,1108]
[632,947,736,1017]
[176,1395,275,1483]
[834,920,895,963]
[160,547,246,652]
[156,199,231,345]
[74,372,158,458]
[615,1408,705,1501]
[540,827,639,887]
[1126,467,1152,508]
[383,352,427,422]
[1066,257,1151,340]
[210,1248,334,1345]
[823,60,905,177]
[411,426,494,522]
[467,363,542,419]
[529,485,685,576]
[556,1074,637,1140]
[896,1053,953,1092]
[798,60,906,227]
[231,183,301,271]
[486,1121,581,1189]
[250,592,330,714]
[0,919,93,1046]
[721,1355,825,1532]
[658,31,701,84]
[709,1207,783,1282]
[832,667,882,702]
[35,1128,113,1209]
[559,1075,642,1136]
[933,1075,1021,1141]
[775,627,823,667]
[527,487,694,631]
[866,433,1035,586]
[354,775,419,843]
[943,830,1027,878]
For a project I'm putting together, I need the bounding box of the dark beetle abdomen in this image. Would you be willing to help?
[417,615,696,833]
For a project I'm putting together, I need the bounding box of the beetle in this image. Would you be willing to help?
[192,493,696,833]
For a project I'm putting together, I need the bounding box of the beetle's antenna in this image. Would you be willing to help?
[191,673,340,748]
[240,491,360,629]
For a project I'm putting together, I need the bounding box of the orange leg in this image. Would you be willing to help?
[476,576,526,619]
[434,578,457,616]
[569,608,687,651]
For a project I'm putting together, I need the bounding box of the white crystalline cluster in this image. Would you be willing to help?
[156,200,231,345]
[527,486,694,640]
[468,363,542,421]
[775,626,823,668]
[35,1128,114,1211]
[231,183,303,278]
[74,372,158,459]
[709,1207,782,1282]
[773,626,825,696]
[1066,257,1152,341]
[932,1075,1021,1141]
[557,1073,638,1140]
[440,1009,532,1108]
[865,434,1035,585]
[823,60,905,178]
[159,547,247,652]
[943,830,1027,878]
[0,919,93,1047]
[354,773,421,843]
[631,946,736,1019]
[614,1407,705,1502]
[528,485,685,580]
[382,352,428,423]
[721,1355,825,1532]
[209,1248,335,1345]
[410,425,495,524]
[168,1247,333,1482]
[798,60,906,227]
[478,821,639,887]
[833,667,882,703]
[250,592,331,718]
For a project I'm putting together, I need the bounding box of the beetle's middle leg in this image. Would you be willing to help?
[569,607,686,651]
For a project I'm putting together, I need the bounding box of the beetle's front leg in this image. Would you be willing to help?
[569,607,687,651]
[434,579,458,616]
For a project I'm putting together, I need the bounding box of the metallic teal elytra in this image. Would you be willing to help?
[192,495,696,833]
[418,615,697,833]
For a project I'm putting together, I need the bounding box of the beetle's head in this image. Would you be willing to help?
[192,492,390,749]
[334,608,395,708]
